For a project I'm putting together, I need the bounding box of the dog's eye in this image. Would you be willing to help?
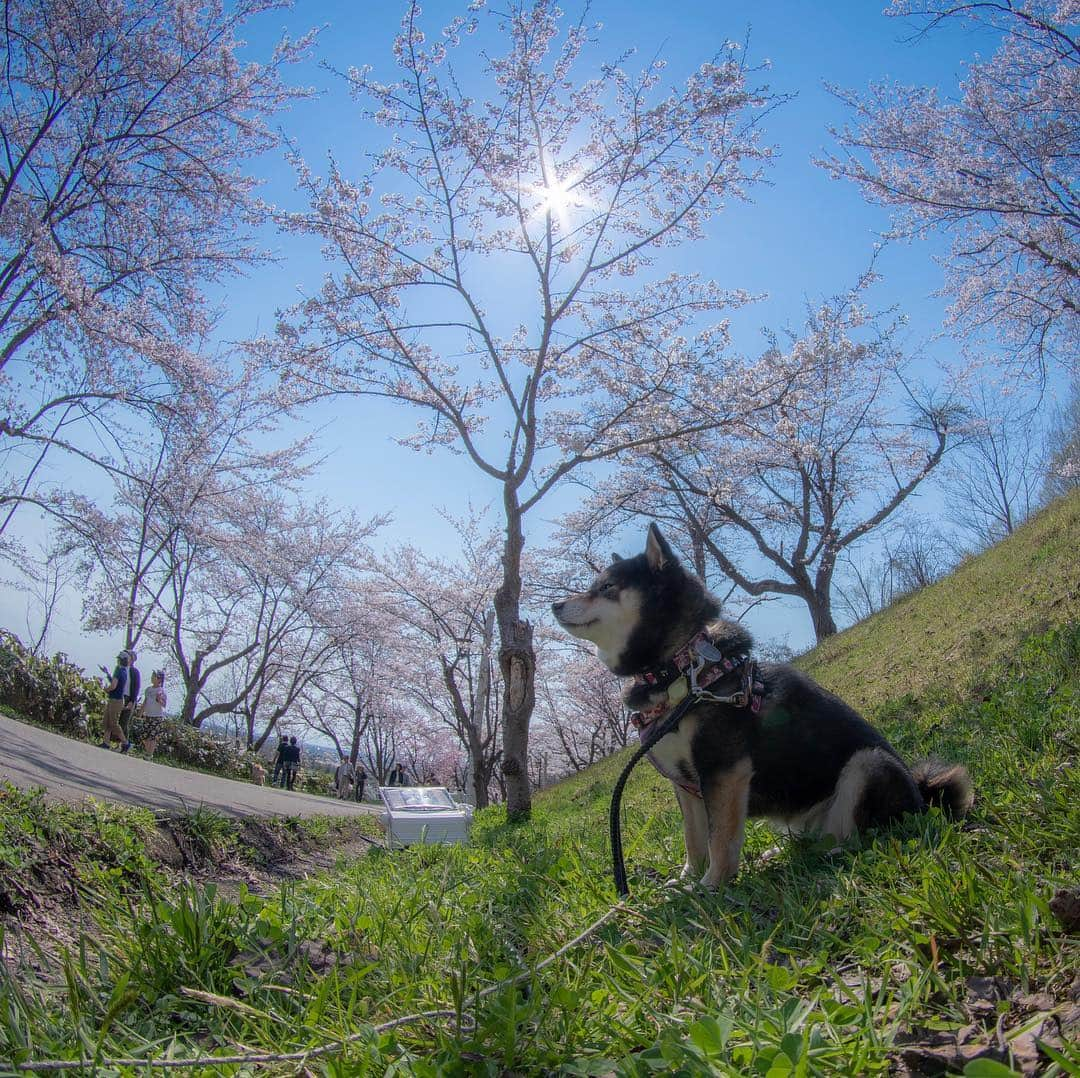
[600,581,619,596]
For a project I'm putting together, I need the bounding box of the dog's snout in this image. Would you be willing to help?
[551,600,565,617]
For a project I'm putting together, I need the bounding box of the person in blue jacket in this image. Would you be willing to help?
[100,651,131,752]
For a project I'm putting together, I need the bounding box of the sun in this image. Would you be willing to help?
[528,170,590,228]
[538,175,577,217]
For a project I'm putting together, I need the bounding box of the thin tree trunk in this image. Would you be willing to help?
[468,608,495,809]
[349,703,365,767]
[496,493,535,820]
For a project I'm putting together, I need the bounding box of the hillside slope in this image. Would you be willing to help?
[4,494,1078,1075]
[799,491,1080,712]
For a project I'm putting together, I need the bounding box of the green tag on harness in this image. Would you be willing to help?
[667,676,688,705]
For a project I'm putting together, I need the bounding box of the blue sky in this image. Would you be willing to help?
[1,0,1018,671]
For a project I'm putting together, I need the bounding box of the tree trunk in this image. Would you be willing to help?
[496,492,535,820]
[180,690,200,726]
[810,551,839,641]
[809,601,838,641]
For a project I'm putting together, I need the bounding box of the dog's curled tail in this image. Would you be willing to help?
[912,759,974,818]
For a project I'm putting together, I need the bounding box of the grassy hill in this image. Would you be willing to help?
[800,491,1080,711]
[2,495,1078,1076]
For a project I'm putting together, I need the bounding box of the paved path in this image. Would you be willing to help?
[0,712,379,820]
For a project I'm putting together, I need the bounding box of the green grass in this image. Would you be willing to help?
[798,491,1080,712]
[1,496,1078,1075]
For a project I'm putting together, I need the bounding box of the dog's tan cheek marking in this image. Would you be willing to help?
[701,757,753,889]
[594,589,641,668]
[556,594,605,644]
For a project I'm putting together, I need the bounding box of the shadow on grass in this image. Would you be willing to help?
[606,807,959,953]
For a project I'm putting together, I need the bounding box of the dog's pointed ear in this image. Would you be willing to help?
[610,552,622,564]
[645,523,673,572]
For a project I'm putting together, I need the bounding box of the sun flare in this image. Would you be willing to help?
[529,171,590,227]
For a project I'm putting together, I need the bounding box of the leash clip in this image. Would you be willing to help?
[687,651,710,695]
[687,637,725,694]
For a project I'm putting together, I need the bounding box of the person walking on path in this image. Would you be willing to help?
[120,651,141,744]
[99,651,131,752]
[334,756,353,800]
[353,761,367,802]
[284,736,301,791]
[271,736,288,787]
[393,763,408,786]
[138,669,167,755]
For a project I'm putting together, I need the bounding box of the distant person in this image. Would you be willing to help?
[271,735,288,787]
[120,650,141,746]
[393,763,408,786]
[284,736,301,791]
[99,651,131,752]
[353,762,367,802]
[334,756,353,800]
[139,669,167,755]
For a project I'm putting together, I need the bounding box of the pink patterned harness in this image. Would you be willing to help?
[628,631,764,798]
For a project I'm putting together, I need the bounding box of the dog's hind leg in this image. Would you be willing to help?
[824,747,922,842]
[700,757,753,890]
[673,783,709,881]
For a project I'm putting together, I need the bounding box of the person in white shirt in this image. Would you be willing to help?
[334,756,354,800]
[139,669,167,755]
[141,669,167,717]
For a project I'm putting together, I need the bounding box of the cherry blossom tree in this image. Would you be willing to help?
[1042,378,1080,499]
[268,0,798,817]
[565,284,956,641]
[823,1,1079,372]
[355,700,421,786]
[371,514,505,807]
[944,379,1043,545]
[534,633,630,774]
[0,0,314,530]
[299,652,413,786]
[140,487,382,738]
[298,618,384,771]
[66,383,316,658]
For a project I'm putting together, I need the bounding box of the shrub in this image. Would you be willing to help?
[130,716,254,781]
[0,631,104,737]
[296,766,336,796]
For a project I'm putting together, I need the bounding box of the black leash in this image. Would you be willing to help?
[608,693,699,897]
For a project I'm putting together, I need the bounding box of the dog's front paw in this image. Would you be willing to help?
[699,866,738,891]
[663,875,695,891]
[665,863,699,889]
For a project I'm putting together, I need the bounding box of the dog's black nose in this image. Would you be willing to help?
[551,601,564,616]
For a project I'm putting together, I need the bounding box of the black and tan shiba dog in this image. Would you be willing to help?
[552,523,973,890]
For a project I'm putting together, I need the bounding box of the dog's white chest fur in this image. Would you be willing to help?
[647,713,701,787]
